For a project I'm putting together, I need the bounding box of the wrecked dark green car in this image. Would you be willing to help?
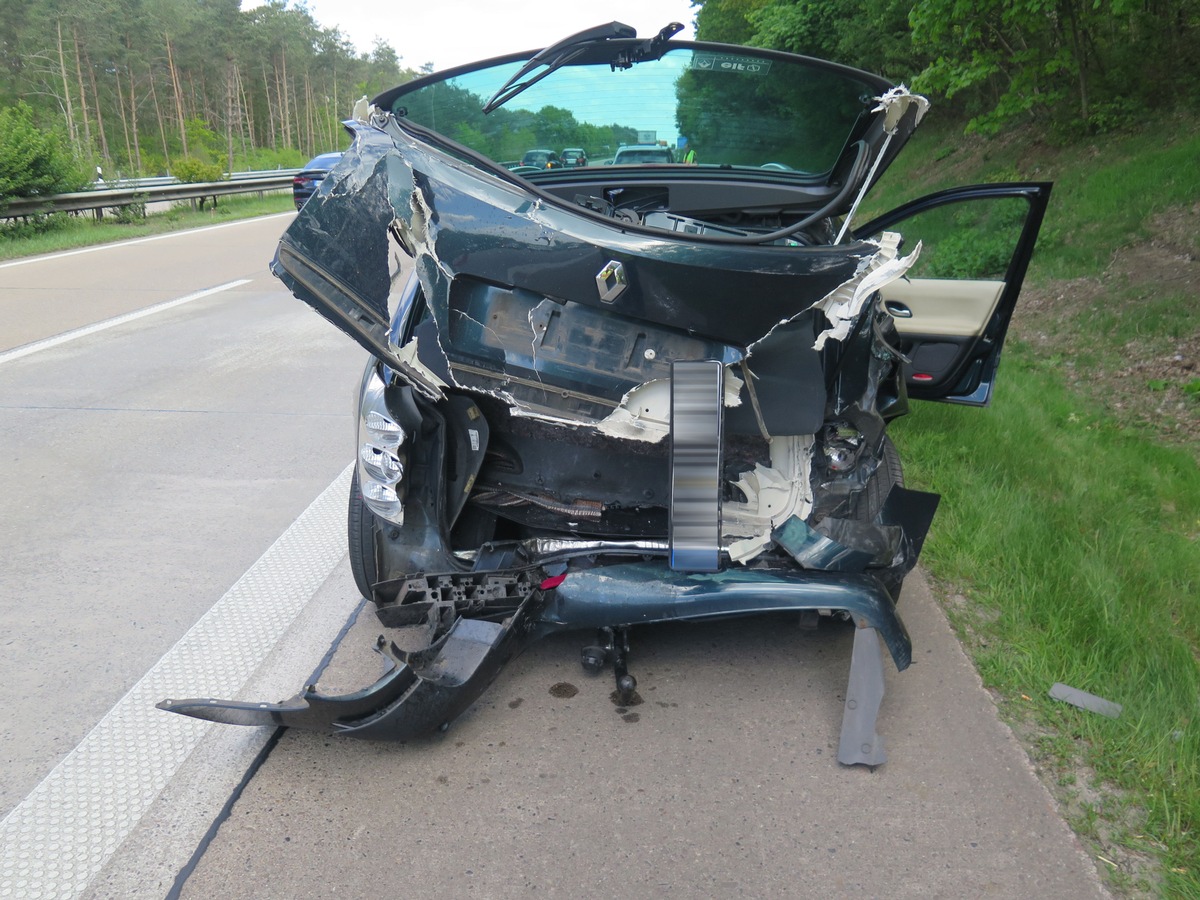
[163,23,1050,765]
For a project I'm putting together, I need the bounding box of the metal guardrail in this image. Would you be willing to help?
[93,169,302,191]
[0,174,297,220]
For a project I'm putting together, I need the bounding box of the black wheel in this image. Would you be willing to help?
[348,469,380,600]
[859,434,909,600]
[858,434,904,523]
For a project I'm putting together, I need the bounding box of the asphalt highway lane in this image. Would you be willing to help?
[0,214,365,815]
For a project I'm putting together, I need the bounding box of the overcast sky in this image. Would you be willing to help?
[246,1,699,72]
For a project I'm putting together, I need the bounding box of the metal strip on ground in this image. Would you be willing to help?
[0,464,353,900]
[0,279,251,368]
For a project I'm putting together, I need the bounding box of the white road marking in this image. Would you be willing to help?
[0,279,251,367]
[0,465,354,900]
[0,212,294,271]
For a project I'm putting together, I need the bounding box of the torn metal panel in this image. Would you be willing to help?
[837,625,889,766]
[597,367,743,443]
[1049,683,1123,719]
[724,435,815,563]
[161,573,551,740]
[813,233,920,350]
[773,515,901,572]
[835,87,932,243]
[874,85,931,134]
[538,561,913,671]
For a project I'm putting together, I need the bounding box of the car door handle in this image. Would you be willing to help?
[884,301,913,318]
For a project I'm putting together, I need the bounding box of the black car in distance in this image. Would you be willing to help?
[292,151,344,209]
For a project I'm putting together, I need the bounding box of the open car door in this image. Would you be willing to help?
[854,182,1052,404]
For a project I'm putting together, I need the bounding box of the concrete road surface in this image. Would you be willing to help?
[105,564,1109,899]
[0,213,364,813]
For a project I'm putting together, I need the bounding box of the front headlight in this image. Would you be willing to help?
[356,365,407,524]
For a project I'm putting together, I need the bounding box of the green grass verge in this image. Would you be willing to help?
[892,347,1199,894]
[869,112,1199,893]
[0,192,296,261]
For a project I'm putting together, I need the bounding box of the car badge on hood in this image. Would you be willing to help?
[596,260,627,302]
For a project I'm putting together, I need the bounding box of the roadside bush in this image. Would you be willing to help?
[0,102,90,207]
[172,158,226,183]
[112,198,147,223]
[0,212,73,240]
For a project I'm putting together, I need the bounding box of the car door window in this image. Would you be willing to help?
[855,184,1051,404]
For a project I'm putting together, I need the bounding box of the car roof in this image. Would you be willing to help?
[304,152,344,168]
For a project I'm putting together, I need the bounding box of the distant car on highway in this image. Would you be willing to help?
[521,148,562,169]
[292,152,343,210]
[561,148,588,167]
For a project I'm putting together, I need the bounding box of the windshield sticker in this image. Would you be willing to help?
[688,53,772,75]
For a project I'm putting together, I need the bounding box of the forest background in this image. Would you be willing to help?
[2,0,1198,199]
[7,0,1200,200]
[0,0,421,198]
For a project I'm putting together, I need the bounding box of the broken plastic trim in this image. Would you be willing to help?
[159,560,912,739]
[159,575,550,740]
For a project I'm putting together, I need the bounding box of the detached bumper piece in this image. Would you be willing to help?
[158,573,549,740]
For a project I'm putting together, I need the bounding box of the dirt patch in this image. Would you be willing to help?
[1014,204,1200,449]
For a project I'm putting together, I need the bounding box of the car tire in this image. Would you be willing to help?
[348,469,379,600]
[858,434,904,523]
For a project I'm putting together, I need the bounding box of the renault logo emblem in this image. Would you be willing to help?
[595,260,627,302]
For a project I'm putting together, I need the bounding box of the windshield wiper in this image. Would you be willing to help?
[482,21,681,114]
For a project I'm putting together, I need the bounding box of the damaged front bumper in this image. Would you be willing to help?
[159,558,912,750]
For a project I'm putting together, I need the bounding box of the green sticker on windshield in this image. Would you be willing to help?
[689,53,772,75]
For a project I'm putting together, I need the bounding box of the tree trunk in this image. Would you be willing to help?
[81,42,111,162]
[225,56,236,173]
[304,72,315,153]
[71,26,93,157]
[55,21,79,153]
[125,39,142,172]
[279,48,292,148]
[166,37,189,156]
[148,63,171,170]
[262,61,277,150]
[114,64,134,169]
[235,63,254,152]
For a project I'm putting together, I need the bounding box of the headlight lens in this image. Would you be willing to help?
[357,365,407,524]
[364,410,404,449]
[360,442,403,483]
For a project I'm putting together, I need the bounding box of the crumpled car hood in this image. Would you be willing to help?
[273,115,920,435]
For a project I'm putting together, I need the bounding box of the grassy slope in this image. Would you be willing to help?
[868,117,1200,894]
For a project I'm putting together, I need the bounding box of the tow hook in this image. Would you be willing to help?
[580,625,637,701]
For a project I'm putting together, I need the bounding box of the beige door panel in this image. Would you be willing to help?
[881,278,1005,337]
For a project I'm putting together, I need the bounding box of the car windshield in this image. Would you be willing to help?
[386,45,880,177]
